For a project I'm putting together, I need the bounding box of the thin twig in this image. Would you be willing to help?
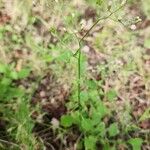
[0,139,20,149]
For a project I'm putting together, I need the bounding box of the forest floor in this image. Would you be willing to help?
[0,0,150,150]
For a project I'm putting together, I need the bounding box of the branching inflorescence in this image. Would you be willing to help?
[74,1,127,107]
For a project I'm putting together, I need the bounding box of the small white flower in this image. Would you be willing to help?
[63,27,66,31]
[82,45,90,53]
[51,118,59,128]
[72,13,75,18]
[121,0,127,5]
[108,0,113,6]
[80,19,86,29]
[130,24,136,30]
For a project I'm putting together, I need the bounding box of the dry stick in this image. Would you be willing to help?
[0,139,20,149]
[75,3,127,107]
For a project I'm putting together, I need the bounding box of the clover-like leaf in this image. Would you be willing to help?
[106,89,117,101]
[108,123,119,137]
[60,115,73,128]
[128,138,143,150]
[84,136,97,150]
[81,118,93,132]
[18,69,31,79]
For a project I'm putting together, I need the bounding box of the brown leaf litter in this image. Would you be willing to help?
[0,11,11,25]
[32,73,70,119]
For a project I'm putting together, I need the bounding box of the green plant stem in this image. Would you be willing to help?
[78,47,81,106]
[76,3,126,107]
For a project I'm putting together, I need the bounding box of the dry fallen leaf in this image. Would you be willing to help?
[16,59,23,72]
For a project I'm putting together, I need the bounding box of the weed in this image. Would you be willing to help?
[60,1,131,150]
[0,63,40,149]
[0,0,149,149]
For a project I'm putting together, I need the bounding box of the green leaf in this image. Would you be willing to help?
[81,118,93,132]
[103,142,110,150]
[94,122,106,137]
[0,64,7,73]
[144,38,150,49]
[98,122,106,136]
[42,54,53,62]
[71,111,80,125]
[95,101,108,118]
[96,0,103,5]
[91,109,102,125]
[89,90,99,102]
[87,80,97,89]
[108,123,119,137]
[102,142,115,150]
[80,91,89,106]
[11,34,18,42]
[18,69,30,79]
[128,138,143,150]
[60,115,73,127]
[9,71,18,80]
[84,136,97,150]
[0,78,12,85]
[6,88,24,100]
[0,32,3,40]
[139,107,150,121]
[57,51,72,62]
[0,84,8,98]
[106,89,117,101]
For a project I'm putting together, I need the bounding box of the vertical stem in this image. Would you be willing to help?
[78,47,81,106]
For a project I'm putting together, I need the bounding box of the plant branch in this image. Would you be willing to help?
[76,2,127,107]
